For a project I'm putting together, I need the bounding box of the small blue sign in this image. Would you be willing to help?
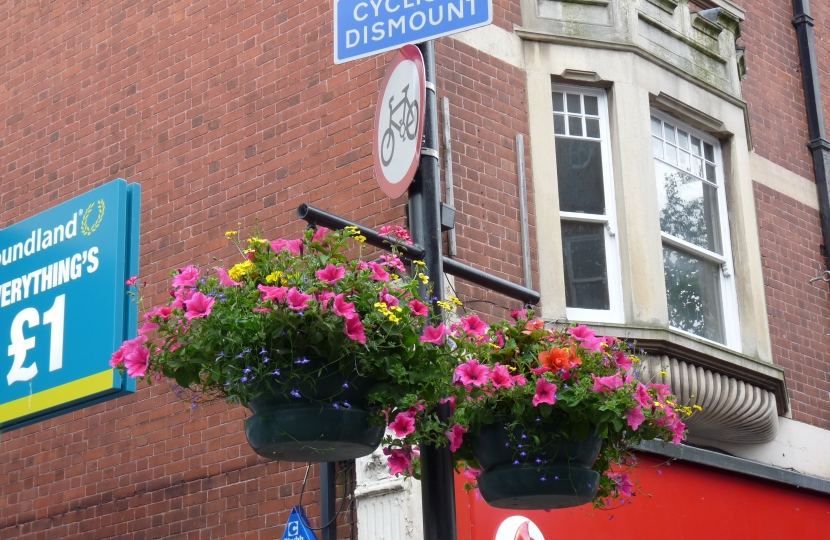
[282,507,318,540]
[0,179,140,433]
[334,0,492,64]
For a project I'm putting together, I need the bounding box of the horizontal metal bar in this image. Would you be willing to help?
[559,211,609,224]
[637,440,830,497]
[443,257,540,306]
[297,204,541,306]
[661,232,726,264]
[297,204,426,260]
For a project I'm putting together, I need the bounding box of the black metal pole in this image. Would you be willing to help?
[321,462,337,540]
[411,39,458,540]
[792,0,830,275]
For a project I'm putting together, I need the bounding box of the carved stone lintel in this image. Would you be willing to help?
[645,0,679,15]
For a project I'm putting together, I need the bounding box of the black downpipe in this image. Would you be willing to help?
[321,462,337,540]
[792,0,830,271]
[410,40,458,540]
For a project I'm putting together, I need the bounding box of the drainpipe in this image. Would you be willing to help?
[792,0,830,270]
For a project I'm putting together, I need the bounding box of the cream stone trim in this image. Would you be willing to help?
[451,24,524,69]
[749,152,819,210]
[638,354,778,443]
[691,417,830,480]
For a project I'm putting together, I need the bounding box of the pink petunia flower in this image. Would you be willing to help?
[258,284,289,303]
[490,363,514,389]
[286,288,313,311]
[591,373,624,393]
[125,276,138,286]
[111,335,150,378]
[379,288,400,308]
[408,300,429,317]
[138,321,159,335]
[145,307,172,321]
[440,396,457,415]
[668,418,686,445]
[368,262,390,282]
[461,465,481,481]
[317,291,335,311]
[454,360,490,388]
[569,324,596,342]
[332,294,357,318]
[532,378,558,407]
[312,227,330,243]
[380,253,406,273]
[253,307,273,313]
[512,373,528,386]
[216,267,243,287]
[270,238,303,255]
[315,264,346,284]
[626,405,646,430]
[389,412,416,437]
[510,309,529,321]
[172,265,200,288]
[613,351,632,371]
[171,288,195,310]
[460,314,488,337]
[608,472,634,497]
[344,316,366,344]
[384,446,414,476]
[420,324,450,345]
[581,336,605,353]
[446,424,467,452]
[648,383,672,399]
[185,292,214,320]
[633,383,651,408]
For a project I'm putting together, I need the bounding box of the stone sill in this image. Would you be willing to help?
[560,322,789,415]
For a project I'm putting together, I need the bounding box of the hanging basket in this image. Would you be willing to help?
[245,363,384,462]
[470,416,602,510]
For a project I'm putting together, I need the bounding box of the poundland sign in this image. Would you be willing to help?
[334,0,492,63]
[0,179,140,433]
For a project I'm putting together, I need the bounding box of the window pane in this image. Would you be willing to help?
[562,221,610,310]
[567,93,582,113]
[555,137,605,214]
[553,92,565,112]
[663,246,725,344]
[691,136,701,156]
[692,156,703,178]
[651,117,662,137]
[705,163,716,183]
[584,95,599,116]
[655,160,722,254]
[568,116,583,136]
[665,125,676,144]
[585,118,600,138]
[665,144,677,166]
[678,150,690,172]
[677,130,689,150]
[704,142,714,161]
[653,137,663,159]
[554,114,566,135]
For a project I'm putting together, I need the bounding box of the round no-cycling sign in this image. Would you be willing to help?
[373,45,426,199]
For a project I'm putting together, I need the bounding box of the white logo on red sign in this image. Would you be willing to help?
[373,45,426,199]
[495,516,546,540]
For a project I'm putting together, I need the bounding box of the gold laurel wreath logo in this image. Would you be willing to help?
[81,199,105,236]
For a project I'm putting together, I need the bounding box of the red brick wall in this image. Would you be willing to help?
[0,0,536,537]
[754,182,830,428]
[738,0,815,180]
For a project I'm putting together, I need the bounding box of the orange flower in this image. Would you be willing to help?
[522,319,545,334]
[539,348,570,370]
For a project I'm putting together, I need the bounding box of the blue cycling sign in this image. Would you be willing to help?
[334,0,492,64]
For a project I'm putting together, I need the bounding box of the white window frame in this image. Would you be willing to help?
[553,84,624,324]
[651,109,741,350]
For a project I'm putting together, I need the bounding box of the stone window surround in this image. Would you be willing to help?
[525,41,789,418]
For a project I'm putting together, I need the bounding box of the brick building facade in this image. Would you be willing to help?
[1,0,829,538]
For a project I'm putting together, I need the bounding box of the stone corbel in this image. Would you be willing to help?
[692,8,726,40]
[645,0,679,15]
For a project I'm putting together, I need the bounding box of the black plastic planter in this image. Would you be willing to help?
[470,416,602,510]
[244,366,384,462]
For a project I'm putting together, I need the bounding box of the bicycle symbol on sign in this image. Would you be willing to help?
[380,84,419,167]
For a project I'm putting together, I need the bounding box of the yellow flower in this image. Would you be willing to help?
[247,237,267,245]
[436,300,454,311]
[243,248,255,254]
[390,274,400,281]
[418,273,429,284]
[229,260,254,281]
[631,356,640,363]
[266,271,283,284]
[450,296,463,306]
[659,371,669,377]
[388,314,400,323]
[225,231,238,238]
[507,366,516,371]
[392,306,402,312]
[413,260,426,267]
[654,401,664,408]
[693,404,703,412]
[345,226,360,233]
[354,235,367,243]
[374,302,388,309]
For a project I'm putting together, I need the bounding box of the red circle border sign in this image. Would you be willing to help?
[373,45,426,200]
